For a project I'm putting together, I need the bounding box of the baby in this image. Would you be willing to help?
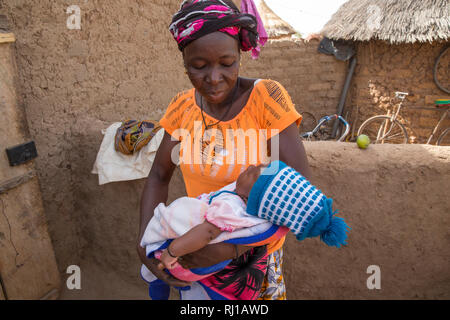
[148,160,350,270]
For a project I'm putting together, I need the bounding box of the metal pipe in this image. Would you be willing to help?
[331,55,357,138]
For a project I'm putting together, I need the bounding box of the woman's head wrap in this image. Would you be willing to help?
[169,0,259,55]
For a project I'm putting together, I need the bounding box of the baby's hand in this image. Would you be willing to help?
[158,249,178,270]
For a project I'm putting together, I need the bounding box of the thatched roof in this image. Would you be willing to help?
[256,0,296,39]
[321,0,450,43]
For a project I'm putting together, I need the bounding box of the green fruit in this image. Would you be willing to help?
[357,134,370,149]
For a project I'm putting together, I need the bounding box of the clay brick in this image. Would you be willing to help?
[308,83,333,91]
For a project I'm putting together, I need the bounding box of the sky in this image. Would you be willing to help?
[262,0,349,36]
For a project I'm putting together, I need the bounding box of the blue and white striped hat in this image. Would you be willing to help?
[246,161,350,247]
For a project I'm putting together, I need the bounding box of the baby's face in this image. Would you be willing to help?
[235,164,265,198]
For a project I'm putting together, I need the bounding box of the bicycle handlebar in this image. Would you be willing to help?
[301,114,350,142]
[395,91,409,100]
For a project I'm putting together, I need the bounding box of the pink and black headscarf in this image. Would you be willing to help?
[169,0,262,57]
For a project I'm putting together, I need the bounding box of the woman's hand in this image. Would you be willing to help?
[158,249,178,270]
[137,244,191,288]
[177,242,252,269]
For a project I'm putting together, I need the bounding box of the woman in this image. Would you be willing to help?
[137,0,311,300]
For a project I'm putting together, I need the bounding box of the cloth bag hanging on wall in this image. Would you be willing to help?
[92,122,165,185]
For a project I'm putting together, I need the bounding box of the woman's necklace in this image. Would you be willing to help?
[199,78,240,166]
[200,77,241,131]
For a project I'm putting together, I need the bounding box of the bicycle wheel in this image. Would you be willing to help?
[357,115,408,144]
[434,45,450,94]
[437,128,450,146]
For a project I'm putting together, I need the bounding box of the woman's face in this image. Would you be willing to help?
[183,31,240,105]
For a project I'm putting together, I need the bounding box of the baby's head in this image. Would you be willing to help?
[235,164,266,199]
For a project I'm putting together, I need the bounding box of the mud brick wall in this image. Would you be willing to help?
[241,38,348,127]
[349,40,450,144]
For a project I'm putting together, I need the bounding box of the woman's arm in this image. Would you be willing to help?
[137,131,192,287]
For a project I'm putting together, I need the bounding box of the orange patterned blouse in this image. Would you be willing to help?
[160,79,302,254]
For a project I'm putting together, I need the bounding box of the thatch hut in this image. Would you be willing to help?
[255,0,297,39]
[321,0,450,143]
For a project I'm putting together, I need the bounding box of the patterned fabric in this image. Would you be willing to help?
[200,246,269,300]
[114,120,161,155]
[141,246,275,300]
[258,248,286,300]
[247,161,350,247]
[169,0,259,53]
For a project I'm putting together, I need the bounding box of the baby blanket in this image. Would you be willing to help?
[140,182,289,300]
[140,223,288,300]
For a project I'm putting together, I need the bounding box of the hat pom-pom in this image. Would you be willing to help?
[315,197,351,248]
[320,216,350,248]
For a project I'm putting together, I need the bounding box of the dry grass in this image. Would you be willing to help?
[321,0,450,43]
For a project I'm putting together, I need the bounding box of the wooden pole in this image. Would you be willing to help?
[0,33,15,43]
[0,15,15,43]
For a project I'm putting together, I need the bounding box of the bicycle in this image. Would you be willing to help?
[301,114,350,142]
[357,92,450,146]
